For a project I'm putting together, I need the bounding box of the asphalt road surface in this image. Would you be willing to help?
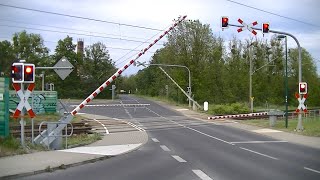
[22,95,320,180]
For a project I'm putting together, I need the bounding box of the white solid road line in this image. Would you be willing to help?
[93,119,109,134]
[152,138,160,142]
[171,155,187,162]
[192,170,213,180]
[186,126,234,145]
[145,107,233,145]
[160,145,171,151]
[230,140,288,144]
[304,167,320,174]
[240,147,278,160]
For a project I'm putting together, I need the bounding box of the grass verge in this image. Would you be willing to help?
[0,136,47,157]
[241,117,320,137]
[65,133,102,148]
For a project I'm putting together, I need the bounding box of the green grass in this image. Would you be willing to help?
[241,117,320,137]
[0,136,47,157]
[65,133,102,148]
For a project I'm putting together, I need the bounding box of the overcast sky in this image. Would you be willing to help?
[0,0,319,76]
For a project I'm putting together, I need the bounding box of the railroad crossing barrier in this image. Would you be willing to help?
[208,112,268,120]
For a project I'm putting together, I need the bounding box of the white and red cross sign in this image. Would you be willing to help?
[237,18,258,35]
[12,83,36,118]
[295,93,308,113]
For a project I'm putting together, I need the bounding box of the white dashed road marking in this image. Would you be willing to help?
[171,155,187,162]
[192,170,213,180]
[304,167,320,174]
[152,138,160,142]
[160,145,170,151]
[240,147,278,160]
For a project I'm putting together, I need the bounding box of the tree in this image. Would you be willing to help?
[12,30,49,66]
[0,40,15,76]
[82,42,116,98]
[49,36,82,98]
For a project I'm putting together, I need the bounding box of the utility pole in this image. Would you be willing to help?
[249,46,253,113]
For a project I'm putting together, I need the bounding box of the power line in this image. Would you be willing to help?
[0,24,164,45]
[0,3,163,31]
[0,18,166,43]
[225,0,319,28]
[115,24,169,66]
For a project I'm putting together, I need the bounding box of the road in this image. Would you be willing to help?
[22,95,320,180]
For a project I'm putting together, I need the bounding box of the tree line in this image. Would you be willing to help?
[122,20,320,107]
[1,19,319,108]
[0,30,116,98]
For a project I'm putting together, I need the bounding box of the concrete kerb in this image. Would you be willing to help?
[2,155,113,180]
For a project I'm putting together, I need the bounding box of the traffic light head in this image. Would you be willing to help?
[11,63,24,83]
[221,16,229,28]
[262,23,269,33]
[11,63,35,83]
[24,64,35,83]
[299,82,307,94]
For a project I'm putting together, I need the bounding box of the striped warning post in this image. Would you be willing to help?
[208,112,268,120]
[71,15,187,116]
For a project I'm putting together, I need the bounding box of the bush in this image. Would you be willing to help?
[208,103,250,115]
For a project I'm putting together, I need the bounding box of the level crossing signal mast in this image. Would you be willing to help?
[11,63,35,83]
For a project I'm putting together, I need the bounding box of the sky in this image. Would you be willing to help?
[0,0,319,76]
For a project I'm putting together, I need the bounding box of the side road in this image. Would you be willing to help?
[155,100,320,150]
[0,114,148,179]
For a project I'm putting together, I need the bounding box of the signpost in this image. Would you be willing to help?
[295,93,308,113]
[237,18,258,35]
[12,83,36,118]
[53,57,74,80]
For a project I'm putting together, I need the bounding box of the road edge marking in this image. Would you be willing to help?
[93,119,109,134]
[304,167,320,174]
[240,147,278,160]
[230,140,288,144]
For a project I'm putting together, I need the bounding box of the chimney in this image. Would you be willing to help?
[77,39,84,55]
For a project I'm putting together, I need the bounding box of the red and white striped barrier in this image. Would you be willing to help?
[71,15,187,116]
[208,112,268,120]
[12,83,36,118]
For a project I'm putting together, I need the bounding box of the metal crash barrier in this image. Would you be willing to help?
[39,121,73,150]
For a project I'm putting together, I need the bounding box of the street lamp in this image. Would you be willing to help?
[137,61,192,107]
[277,35,288,128]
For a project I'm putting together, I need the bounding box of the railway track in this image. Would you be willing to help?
[9,122,92,138]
